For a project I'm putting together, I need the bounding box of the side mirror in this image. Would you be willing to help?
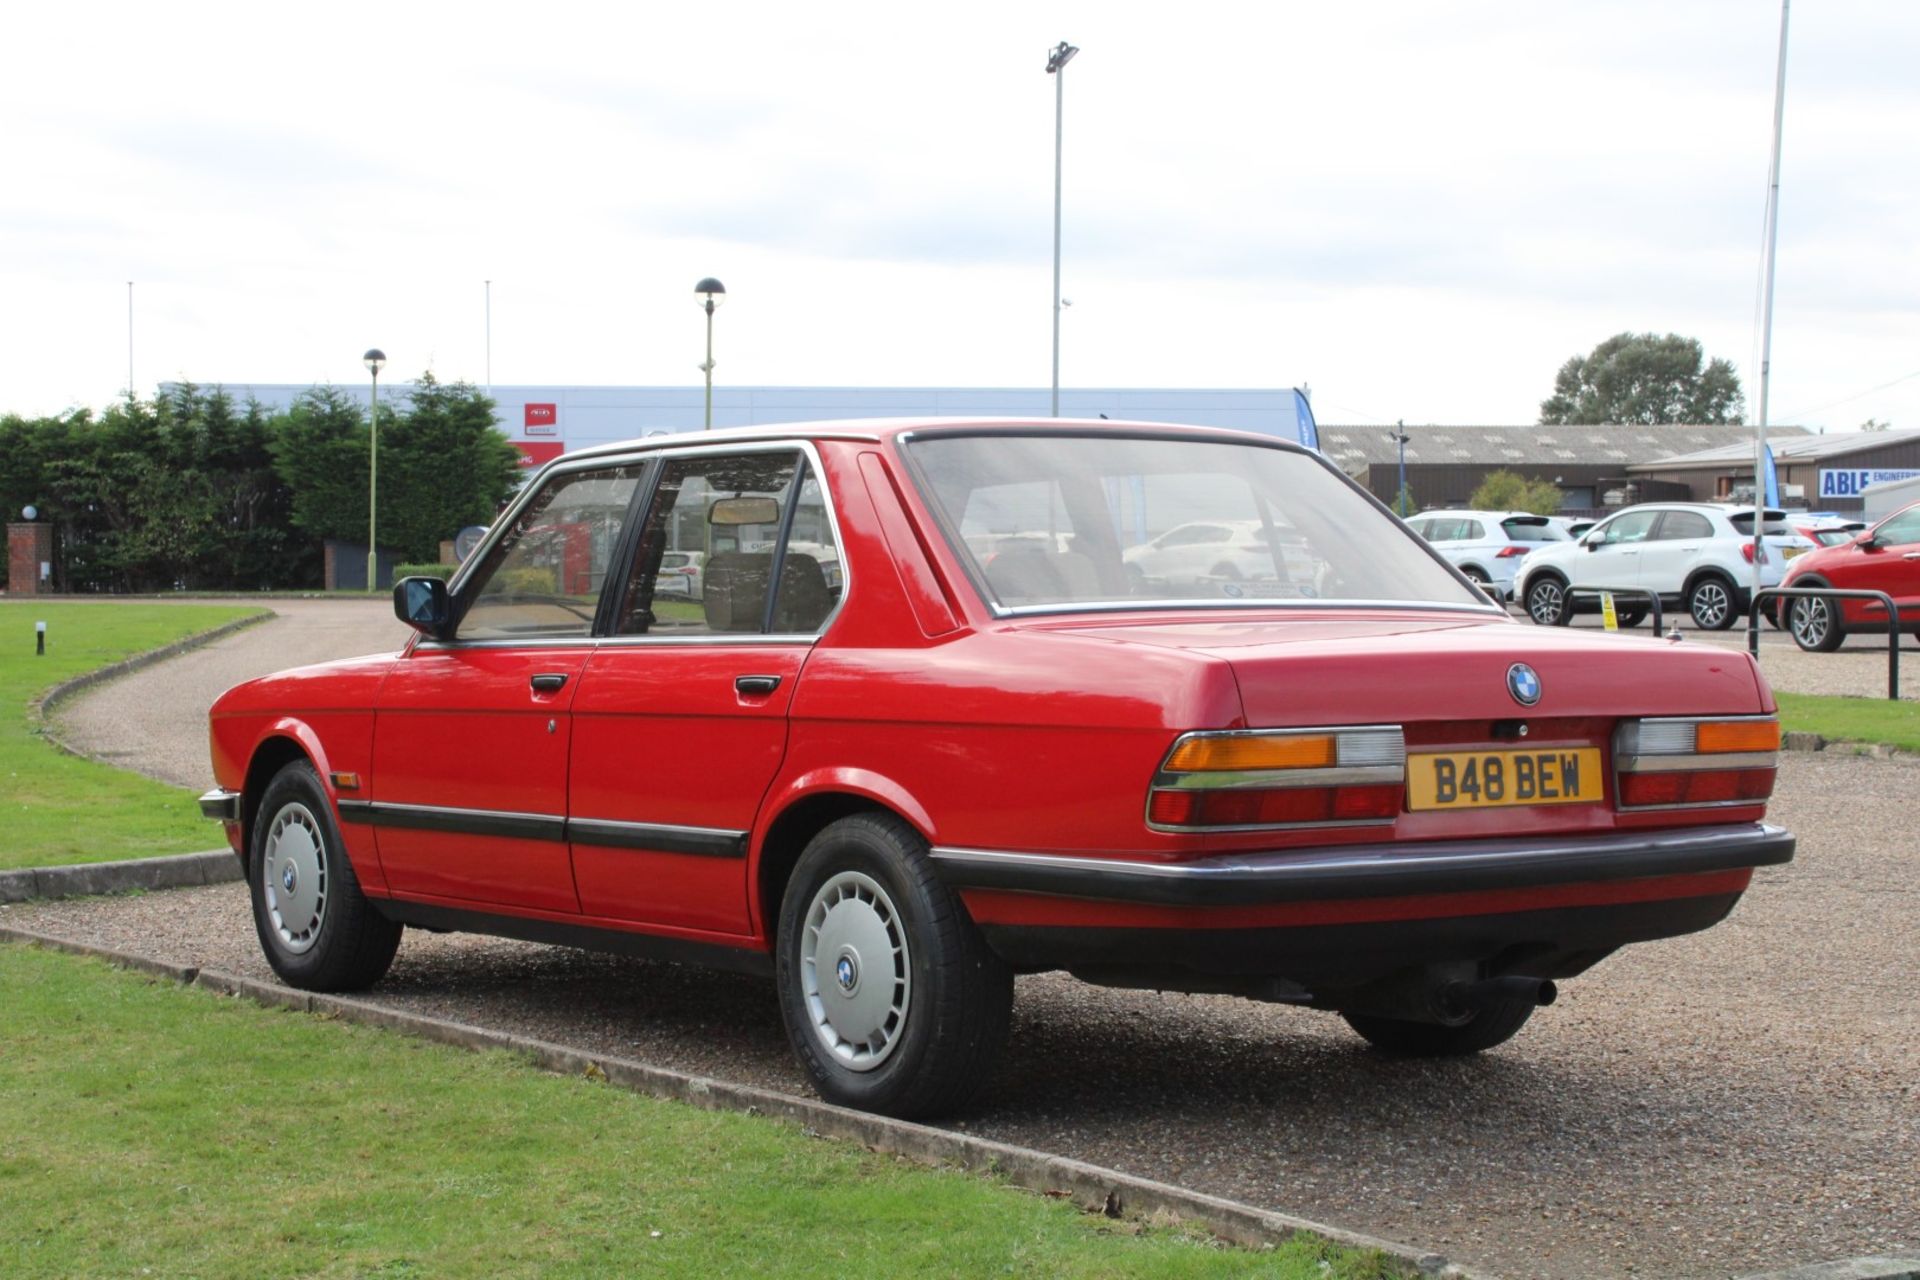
[393,576,452,639]
[1582,532,1605,551]
[1860,534,1883,552]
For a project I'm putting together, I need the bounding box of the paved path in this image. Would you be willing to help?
[52,597,407,790]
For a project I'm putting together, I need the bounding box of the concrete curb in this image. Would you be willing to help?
[0,849,241,904]
[1738,1257,1920,1280]
[26,609,272,761]
[0,922,1467,1279]
[1780,730,1915,761]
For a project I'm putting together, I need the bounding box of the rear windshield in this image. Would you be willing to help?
[1728,511,1795,537]
[906,433,1486,612]
[1501,517,1565,542]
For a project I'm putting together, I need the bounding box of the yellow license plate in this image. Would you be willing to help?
[1784,546,1808,559]
[1407,748,1604,811]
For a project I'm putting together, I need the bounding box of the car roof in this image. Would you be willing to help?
[560,416,1308,465]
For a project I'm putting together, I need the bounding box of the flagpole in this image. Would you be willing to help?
[1749,0,1790,658]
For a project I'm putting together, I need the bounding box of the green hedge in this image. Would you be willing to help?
[394,563,455,580]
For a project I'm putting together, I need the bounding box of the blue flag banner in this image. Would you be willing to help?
[1762,443,1780,508]
[1293,390,1319,452]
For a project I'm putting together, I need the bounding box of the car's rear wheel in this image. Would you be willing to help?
[775,813,1012,1119]
[249,761,401,991]
[1789,595,1846,652]
[1687,575,1739,631]
[1524,574,1571,626]
[1342,996,1537,1057]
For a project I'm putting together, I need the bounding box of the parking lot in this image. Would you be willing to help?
[3,596,1912,1276]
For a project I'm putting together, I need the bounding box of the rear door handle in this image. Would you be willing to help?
[1903,553,1920,561]
[530,673,569,693]
[735,675,782,695]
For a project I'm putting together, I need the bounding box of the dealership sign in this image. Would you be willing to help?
[524,402,559,436]
[1819,468,1920,499]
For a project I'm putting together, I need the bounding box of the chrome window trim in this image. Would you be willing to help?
[414,633,826,653]
[989,598,1507,620]
[438,438,851,647]
[336,798,747,854]
[1615,752,1778,774]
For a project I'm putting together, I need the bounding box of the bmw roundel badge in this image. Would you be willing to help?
[1507,663,1542,707]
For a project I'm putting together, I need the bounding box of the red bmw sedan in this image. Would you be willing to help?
[202,420,1793,1117]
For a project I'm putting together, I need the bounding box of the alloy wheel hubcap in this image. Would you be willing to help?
[1695,584,1729,627]
[1792,600,1829,647]
[1530,584,1562,623]
[799,870,910,1072]
[263,802,328,954]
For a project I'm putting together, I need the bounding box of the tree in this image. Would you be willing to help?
[1539,333,1743,426]
[1861,417,1892,432]
[1470,470,1562,515]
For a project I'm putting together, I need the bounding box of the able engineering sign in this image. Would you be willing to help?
[1819,468,1920,499]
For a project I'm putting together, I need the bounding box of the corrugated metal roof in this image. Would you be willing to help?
[1624,428,1920,471]
[1319,423,1807,472]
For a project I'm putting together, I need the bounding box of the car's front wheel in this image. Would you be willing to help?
[1789,594,1846,652]
[1524,574,1572,626]
[1342,996,1537,1057]
[1687,575,1740,631]
[249,761,401,991]
[775,813,1013,1119]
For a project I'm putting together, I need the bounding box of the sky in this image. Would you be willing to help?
[2,0,1916,430]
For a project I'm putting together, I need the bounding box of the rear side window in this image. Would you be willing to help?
[1653,511,1713,541]
[1729,511,1794,537]
[615,451,842,638]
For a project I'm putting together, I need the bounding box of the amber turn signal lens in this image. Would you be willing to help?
[1164,734,1336,773]
[1694,720,1781,754]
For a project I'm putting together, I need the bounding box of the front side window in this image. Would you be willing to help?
[907,433,1483,611]
[1598,510,1661,545]
[1874,507,1920,547]
[457,466,642,641]
[615,451,842,637]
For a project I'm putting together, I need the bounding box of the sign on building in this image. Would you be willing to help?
[524,403,559,436]
[1818,468,1920,499]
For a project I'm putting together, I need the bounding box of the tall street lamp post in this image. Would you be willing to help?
[364,348,386,591]
[1046,40,1077,419]
[695,278,726,429]
[1391,421,1412,516]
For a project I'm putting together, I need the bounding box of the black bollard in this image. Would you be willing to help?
[36,620,45,656]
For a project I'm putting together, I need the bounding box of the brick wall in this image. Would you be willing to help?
[6,523,52,594]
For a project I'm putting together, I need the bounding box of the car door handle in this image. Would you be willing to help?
[735,675,782,695]
[530,673,569,693]
[1904,553,1920,561]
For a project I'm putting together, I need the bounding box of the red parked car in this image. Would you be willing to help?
[202,420,1794,1117]
[1779,500,1920,651]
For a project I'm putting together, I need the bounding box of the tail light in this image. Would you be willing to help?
[1148,726,1405,831]
[1613,716,1779,810]
[1741,543,1769,565]
[1495,545,1528,558]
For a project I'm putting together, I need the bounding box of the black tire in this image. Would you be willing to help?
[775,812,1013,1119]
[1461,566,1490,585]
[1687,574,1739,631]
[1342,997,1537,1057]
[1788,594,1846,653]
[1524,574,1572,626]
[1615,607,1649,629]
[249,761,401,991]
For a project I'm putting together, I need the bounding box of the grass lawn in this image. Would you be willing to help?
[0,601,263,870]
[0,945,1399,1280]
[1775,690,1920,754]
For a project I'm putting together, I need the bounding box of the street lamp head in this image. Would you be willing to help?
[363,348,386,374]
[694,278,727,311]
[1046,41,1078,73]
[21,505,37,521]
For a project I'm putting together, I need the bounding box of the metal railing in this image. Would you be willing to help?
[1563,586,1663,635]
[1752,586,1902,700]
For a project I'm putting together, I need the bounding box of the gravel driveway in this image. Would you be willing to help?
[7,749,1915,1279]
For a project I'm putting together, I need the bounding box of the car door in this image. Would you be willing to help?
[367,463,645,913]
[1830,505,1920,626]
[1570,508,1660,592]
[1637,509,1715,599]
[567,444,845,937]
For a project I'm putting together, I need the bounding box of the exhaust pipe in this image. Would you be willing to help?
[1443,976,1557,1016]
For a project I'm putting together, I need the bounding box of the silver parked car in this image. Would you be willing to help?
[1404,510,1566,601]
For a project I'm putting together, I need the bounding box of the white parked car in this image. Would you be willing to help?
[655,549,705,599]
[1404,510,1566,601]
[1122,519,1314,593]
[1515,504,1816,630]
